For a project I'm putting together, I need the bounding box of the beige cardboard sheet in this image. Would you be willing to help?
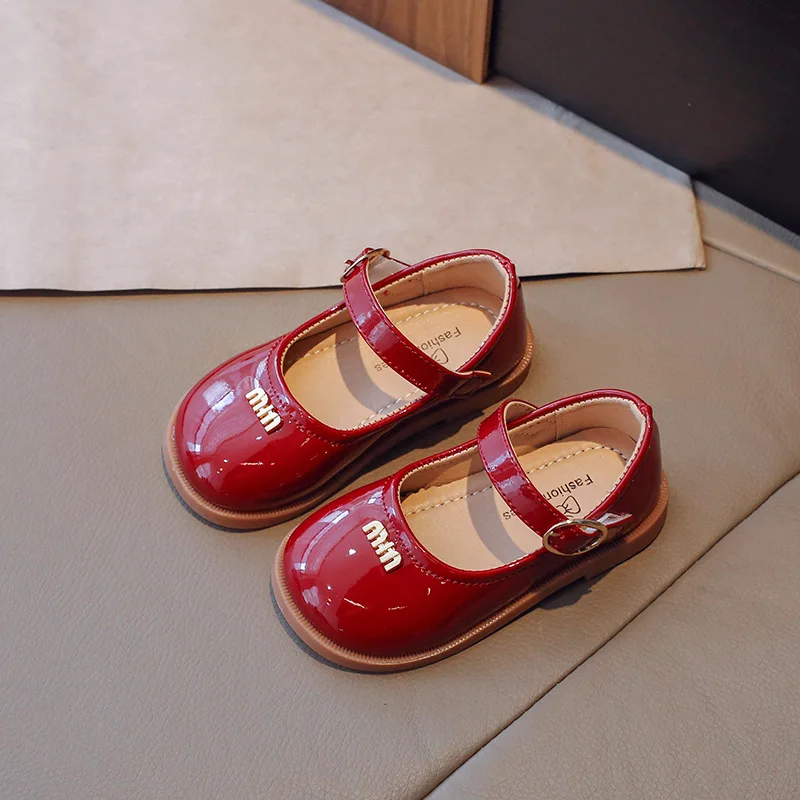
[0,0,704,291]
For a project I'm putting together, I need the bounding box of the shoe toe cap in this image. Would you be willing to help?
[280,483,460,658]
[172,354,318,511]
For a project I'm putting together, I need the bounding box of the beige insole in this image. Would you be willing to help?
[402,428,637,571]
[284,288,501,429]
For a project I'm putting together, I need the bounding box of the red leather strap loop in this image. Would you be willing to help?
[477,400,604,554]
[341,249,489,397]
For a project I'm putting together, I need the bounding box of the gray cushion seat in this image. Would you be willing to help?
[2,245,799,799]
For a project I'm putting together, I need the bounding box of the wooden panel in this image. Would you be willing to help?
[323,0,493,82]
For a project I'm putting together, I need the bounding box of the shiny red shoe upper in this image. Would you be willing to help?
[173,248,529,512]
[280,390,663,657]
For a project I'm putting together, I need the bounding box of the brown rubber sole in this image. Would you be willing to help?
[272,475,669,672]
[162,323,534,530]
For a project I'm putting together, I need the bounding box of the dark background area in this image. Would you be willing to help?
[491,0,800,233]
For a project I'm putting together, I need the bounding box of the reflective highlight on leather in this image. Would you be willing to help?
[174,344,348,511]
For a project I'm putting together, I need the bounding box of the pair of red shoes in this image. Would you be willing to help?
[164,248,668,671]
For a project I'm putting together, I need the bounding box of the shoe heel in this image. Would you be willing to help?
[582,476,669,581]
[446,324,534,418]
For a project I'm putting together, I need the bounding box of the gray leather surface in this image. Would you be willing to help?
[2,246,799,799]
[697,182,800,284]
[430,473,800,800]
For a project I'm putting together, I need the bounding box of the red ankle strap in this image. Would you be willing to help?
[341,248,490,397]
[477,400,630,556]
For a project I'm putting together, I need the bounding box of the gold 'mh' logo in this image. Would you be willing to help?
[363,521,402,572]
[245,387,282,433]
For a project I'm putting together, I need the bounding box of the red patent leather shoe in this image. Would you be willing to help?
[273,390,669,671]
[163,248,533,528]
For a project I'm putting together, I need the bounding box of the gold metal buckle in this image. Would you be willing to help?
[542,518,609,557]
[341,248,390,282]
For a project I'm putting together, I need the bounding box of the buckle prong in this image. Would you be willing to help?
[341,248,390,282]
[542,518,609,557]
